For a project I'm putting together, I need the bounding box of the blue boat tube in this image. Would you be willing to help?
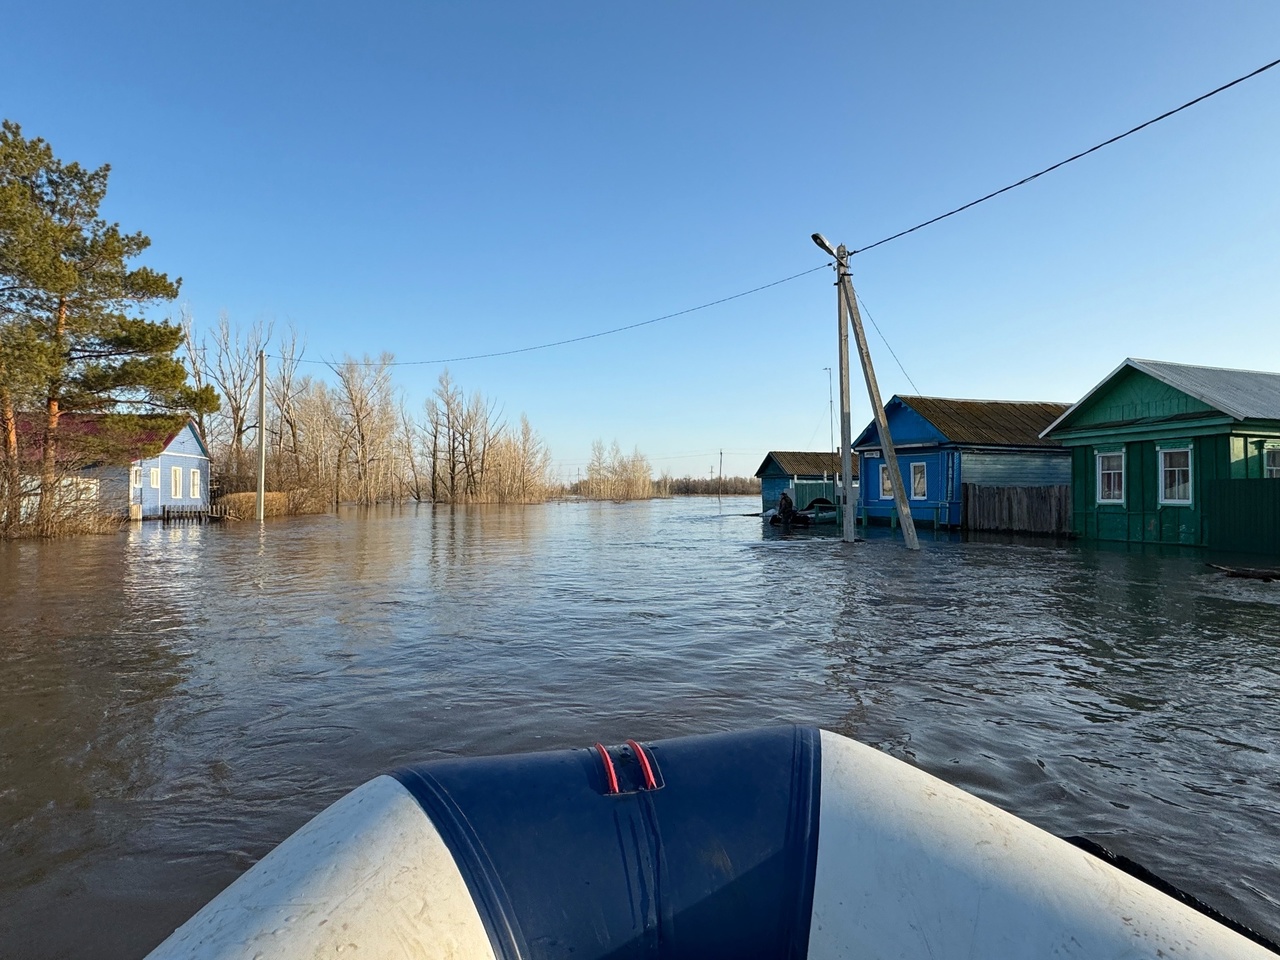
[144,727,1274,959]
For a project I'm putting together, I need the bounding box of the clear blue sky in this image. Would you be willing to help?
[5,2,1278,480]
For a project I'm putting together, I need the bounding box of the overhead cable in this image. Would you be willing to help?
[852,55,1280,256]
[278,263,831,367]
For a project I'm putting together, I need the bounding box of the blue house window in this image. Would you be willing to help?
[191,469,201,499]
[1096,452,1124,504]
[1159,448,1192,505]
[910,463,926,500]
[879,464,893,499]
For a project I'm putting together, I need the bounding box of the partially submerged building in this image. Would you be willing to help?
[754,451,856,514]
[854,396,1072,531]
[1043,358,1280,554]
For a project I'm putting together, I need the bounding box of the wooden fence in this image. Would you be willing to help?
[1205,479,1280,556]
[161,504,231,524]
[961,484,1071,536]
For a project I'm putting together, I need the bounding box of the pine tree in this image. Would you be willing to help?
[0,120,218,533]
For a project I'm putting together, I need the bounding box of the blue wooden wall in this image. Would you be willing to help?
[131,423,210,518]
[854,399,1070,527]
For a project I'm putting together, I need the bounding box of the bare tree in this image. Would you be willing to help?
[206,313,271,491]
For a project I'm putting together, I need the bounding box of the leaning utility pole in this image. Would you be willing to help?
[255,348,266,522]
[813,234,919,551]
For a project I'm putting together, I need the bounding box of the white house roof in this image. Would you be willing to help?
[1042,358,1280,436]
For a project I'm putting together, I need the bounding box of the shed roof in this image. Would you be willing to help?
[755,450,852,479]
[893,396,1071,447]
[1042,358,1280,436]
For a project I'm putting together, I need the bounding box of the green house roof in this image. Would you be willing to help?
[1043,358,1280,437]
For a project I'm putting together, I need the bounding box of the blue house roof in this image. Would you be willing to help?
[855,396,1071,449]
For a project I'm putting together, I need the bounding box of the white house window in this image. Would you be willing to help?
[149,468,160,489]
[1159,448,1192,505]
[1097,452,1124,504]
[171,466,183,499]
[190,469,200,499]
[910,462,927,500]
[879,464,893,499]
[131,467,141,488]
[1266,448,1280,479]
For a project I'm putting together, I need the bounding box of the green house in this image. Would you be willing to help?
[1042,359,1280,554]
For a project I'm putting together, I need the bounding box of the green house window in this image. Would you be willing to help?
[1159,448,1192,505]
[1267,449,1280,479]
[1096,452,1124,504]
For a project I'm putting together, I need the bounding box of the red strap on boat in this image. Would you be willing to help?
[626,739,658,790]
[594,742,619,795]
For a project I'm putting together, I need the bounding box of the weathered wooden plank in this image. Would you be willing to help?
[962,484,1071,535]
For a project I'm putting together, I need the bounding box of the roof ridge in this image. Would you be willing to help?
[897,394,1072,405]
[1130,357,1280,378]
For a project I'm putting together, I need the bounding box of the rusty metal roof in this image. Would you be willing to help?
[755,450,854,479]
[898,396,1072,447]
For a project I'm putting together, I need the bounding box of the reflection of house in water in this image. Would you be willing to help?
[1044,358,1280,555]
[854,396,1072,532]
[753,451,857,514]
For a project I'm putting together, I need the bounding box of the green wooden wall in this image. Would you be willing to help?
[1071,433,1279,547]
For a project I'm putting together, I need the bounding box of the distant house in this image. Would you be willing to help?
[121,418,212,519]
[854,396,1072,529]
[15,414,211,521]
[1042,358,1280,554]
[754,451,857,514]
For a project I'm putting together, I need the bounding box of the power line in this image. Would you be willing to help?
[855,293,920,394]
[277,263,831,367]
[852,55,1280,257]
[263,56,1278,372]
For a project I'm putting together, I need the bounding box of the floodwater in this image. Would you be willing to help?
[1,495,1278,957]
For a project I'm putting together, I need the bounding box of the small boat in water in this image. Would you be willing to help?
[145,727,1273,959]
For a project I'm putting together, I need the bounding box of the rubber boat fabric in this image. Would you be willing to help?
[144,726,1276,960]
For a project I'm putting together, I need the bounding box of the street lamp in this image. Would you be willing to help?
[811,233,838,258]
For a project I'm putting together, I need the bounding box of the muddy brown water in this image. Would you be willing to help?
[1,496,1278,957]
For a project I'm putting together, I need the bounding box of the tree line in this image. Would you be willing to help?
[182,313,559,508]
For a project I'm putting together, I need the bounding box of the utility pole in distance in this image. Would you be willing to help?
[256,348,266,522]
[813,234,919,551]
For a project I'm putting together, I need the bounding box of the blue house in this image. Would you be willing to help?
[754,451,856,514]
[125,418,212,519]
[853,396,1072,528]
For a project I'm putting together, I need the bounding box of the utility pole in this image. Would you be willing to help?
[718,449,723,512]
[823,366,834,464]
[813,234,919,551]
[256,348,266,522]
[833,263,856,543]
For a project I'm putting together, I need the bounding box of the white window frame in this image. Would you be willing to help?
[879,464,893,500]
[1158,446,1193,506]
[149,467,160,489]
[171,466,183,499]
[1266,447,1280,480]
[190,469,201,499]
[910,462,927,500]
[1096,451,1125,504]
[130,466,142,488]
